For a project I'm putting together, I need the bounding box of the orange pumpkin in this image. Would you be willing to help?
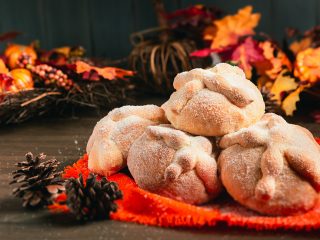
[0,59,9,74]
[8,69,34,92]
[4,44,37,69]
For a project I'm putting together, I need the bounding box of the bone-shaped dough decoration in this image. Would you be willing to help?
[127,124,221,205]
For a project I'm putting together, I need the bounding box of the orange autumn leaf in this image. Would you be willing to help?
[257,75,273,90]
[53,46,71,57]
[75,61,134,80]
[270,71,298,104]
[289,37,312,55]
[204,6,260,50]
[0,59,9,74]
[256,41,292,80]
[282,86,306,116]
[294,47,320,83]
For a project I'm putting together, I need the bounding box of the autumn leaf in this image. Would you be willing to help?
[165,4,219,29]
[75,61,134,81]
[231,37,264,79]
[53,47,71,57]
[289,37,312,55]
[282,86,305,116]
[0,59,9,74]
[270,71,298,104]
[190,48,214,58]
[294,47,320,83]
[204,6,260,50]
[256,41,292,80]
[257,75,273,90]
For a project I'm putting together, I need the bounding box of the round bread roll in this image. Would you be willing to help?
[86,105,168,177]
[162,63,265,136]
[218,113,320,215]
[127,124,221,205]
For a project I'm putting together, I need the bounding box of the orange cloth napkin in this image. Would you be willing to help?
[62,138,320,231]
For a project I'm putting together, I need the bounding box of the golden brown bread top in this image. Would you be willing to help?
[220,113,320,201]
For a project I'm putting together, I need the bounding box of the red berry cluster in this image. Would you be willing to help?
[17,53,34,68]
[30,64,73,90]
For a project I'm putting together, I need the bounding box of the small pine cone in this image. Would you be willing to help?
[65,173,123,221]
[261,87,280,113]
[10,152,64,208]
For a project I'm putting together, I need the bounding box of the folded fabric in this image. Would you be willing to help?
[62,138,320,231]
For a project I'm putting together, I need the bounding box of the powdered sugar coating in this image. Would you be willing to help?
[218,113,320,215]
[162,63,265,136]
[86,105,168,176]
[127,124,221,205]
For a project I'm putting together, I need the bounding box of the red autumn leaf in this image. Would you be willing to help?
[165,5,219,28]
[82,70,100,81]
[190,45,235,58]
[190,48,215,58]
[231,37,264,79]
[0,73,15,93]
[75,61,134,81]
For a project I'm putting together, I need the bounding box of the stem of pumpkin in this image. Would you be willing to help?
[153,0,169,42]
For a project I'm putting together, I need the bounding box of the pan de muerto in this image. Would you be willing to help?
[162,63,265,136]
[127,124,221,205]
[87,105,168,176]
[218,113,320,215]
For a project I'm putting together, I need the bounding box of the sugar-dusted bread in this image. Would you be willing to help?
[86,105,168,176]
[162,63,265,136]
[127,124,221,205]
[218,113,320,215]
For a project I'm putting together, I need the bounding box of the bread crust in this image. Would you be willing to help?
[128,124,221,205]
[218,113,320,215]
[86,105,168,176]
[162,63,265,136]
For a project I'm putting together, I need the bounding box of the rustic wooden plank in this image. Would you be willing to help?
[270,0,317,41]
[88,0,135,59]
[0,0,318,58]
[0,0,46,51]
[41,0,93,55]
[315,0,320,25]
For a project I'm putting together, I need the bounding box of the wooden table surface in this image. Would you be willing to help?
[1,98,320,240]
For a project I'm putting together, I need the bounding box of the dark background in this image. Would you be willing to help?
[0,0,319,59]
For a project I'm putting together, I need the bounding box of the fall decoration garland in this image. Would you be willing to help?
[0,41,135,124]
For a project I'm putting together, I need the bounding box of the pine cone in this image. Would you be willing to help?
[10,152,64,208]
[261,87,280,113]
[66,173,123,221]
